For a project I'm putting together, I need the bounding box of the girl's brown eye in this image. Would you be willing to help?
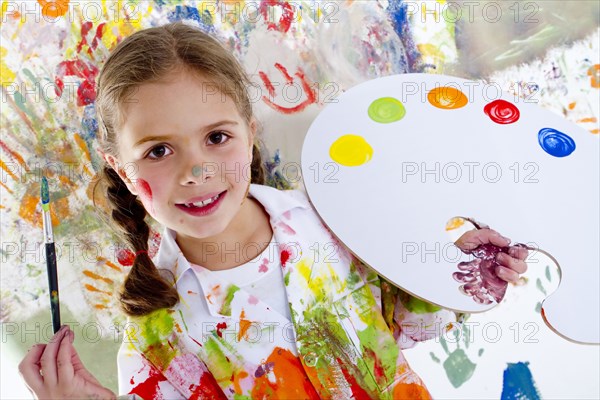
[208,131,230,145]
[147,145,171,159]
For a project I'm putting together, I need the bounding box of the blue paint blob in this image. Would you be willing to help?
[538,128,576,157]
[501,362,541,400]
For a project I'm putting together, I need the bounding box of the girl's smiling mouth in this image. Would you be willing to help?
[175,190,227,216]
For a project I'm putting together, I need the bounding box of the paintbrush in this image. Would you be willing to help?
[41,176,61,334]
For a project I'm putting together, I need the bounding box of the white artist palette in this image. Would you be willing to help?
[301,73,599,344]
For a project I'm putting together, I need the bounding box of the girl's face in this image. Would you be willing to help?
[106,70,256,241]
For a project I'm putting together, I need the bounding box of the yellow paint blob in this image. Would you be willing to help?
[427,86,468,109]
[445,217,466,231]
[329,134,373,167]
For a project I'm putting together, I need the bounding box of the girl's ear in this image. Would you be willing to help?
[248,118,258,156]
[104,154,139,196]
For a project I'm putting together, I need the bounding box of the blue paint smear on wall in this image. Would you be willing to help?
[501,362,542,400]
[167,5,215,33]
[386,0,421,72]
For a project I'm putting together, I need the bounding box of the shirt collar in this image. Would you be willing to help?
[154,184,311,283]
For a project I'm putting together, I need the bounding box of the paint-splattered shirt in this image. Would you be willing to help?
[117,184,458,399]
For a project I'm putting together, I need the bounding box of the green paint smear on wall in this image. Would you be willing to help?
[219,285,240,316]
[545,265,551,281]
[443,348,476,388]
[430,352,441,363]
[54,206,105,237]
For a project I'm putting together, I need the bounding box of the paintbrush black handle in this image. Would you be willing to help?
[45,242,61,334]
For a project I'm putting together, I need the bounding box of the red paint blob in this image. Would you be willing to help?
[129,367,167,400]
[216,322,227,338]
[281,249,291,267]
[117,248,135,266]
[484,99,520,124]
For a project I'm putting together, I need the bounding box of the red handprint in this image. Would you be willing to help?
[259,63,317,114]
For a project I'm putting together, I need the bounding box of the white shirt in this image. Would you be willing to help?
[189,234,292,321]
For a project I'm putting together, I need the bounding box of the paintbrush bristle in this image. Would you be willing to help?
[41,176,50,209]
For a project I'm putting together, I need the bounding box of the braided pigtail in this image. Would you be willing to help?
[101,165,179,316]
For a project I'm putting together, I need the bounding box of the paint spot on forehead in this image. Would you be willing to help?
[427,86,468,109]
[538,128,576,157]
[329,135,373,167]
[368,97,406,123]
[484,99,520,124]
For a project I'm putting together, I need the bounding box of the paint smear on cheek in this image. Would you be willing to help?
[136,178,155,214]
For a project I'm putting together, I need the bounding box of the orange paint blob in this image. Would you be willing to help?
[251,347,320,399]
[238,310,252,341]
[232,370,249,395]
[427,86,468,109]
[588,64,600,88]
[37,0,70,18]
[392,382,432,399]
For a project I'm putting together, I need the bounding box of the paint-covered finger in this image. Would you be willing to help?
[508,245,529,261]
[496,265,519,283]
[18,344,46,394]
[485,229,512,247]
[455,228,510,251]
[496,253,528,274]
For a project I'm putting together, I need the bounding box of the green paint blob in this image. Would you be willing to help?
[140,309,174,345]
[204,338,234,382]
[219,285,240,316]
[402,294,442,314]
[545,265,552,281]
[368,97,406,123]
[430,352,441,363]
[535,278,547,296]
[443,348,476,388]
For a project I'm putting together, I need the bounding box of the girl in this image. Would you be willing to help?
[19,22,527,399]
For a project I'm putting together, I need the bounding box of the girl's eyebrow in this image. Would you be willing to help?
[133,120,239,148]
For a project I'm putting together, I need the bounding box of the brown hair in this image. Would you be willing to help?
[94,22,265,316]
